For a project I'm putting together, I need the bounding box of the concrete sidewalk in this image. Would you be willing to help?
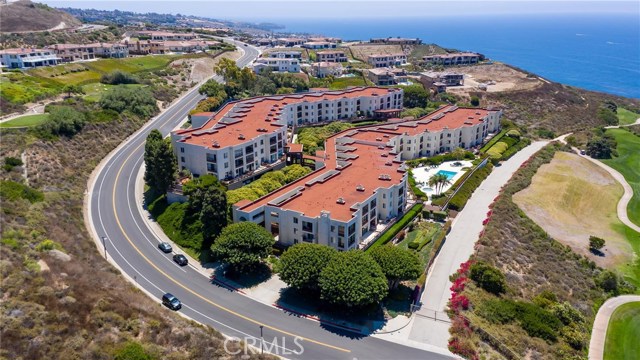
[588,295,640,360]
[408,141,549,347]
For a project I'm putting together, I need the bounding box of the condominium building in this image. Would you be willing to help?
[302,41,337,49]
[171,87,404,181]
[0,48,60,68]
[276,38,306,47]
[268,51,302,59]
[370,37,422,45]
[316,50,348,63]
[50,42,129,61]
[367,53,407,68]
[251,58,301,74]
[310,62,344,78]
[232,105,501,250]
[366,68,408,86]
[134,31,198,41]
[423,52,483,66]
[421,71,464,87]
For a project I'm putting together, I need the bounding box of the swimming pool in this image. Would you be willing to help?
[436,170,457,180]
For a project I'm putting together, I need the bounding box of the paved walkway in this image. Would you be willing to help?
[408,141,550,347]
[588,295,640,360]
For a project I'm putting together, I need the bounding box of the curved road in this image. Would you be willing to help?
[86,39,452,360]
[588,295,640,360]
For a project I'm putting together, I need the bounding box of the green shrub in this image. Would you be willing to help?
[486,141,509,159]
[432,210,448,222]
[100,71,140,85]
[477,299,518,324]
[447,162,493,211]
[469,261,507,295]
[506,129,521,138]
[114,341,155,360]
[3,156,23,171]
[35,239,63,252]
[0,180,44,203]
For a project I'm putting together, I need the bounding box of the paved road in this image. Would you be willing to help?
[588,295,640,360]
[85,39,452,360]
[408,141,550,347]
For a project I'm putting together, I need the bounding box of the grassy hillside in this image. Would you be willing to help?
[0,0,81,32]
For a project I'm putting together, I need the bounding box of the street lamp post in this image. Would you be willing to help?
[260,325,264,355]
[101,236,107,260]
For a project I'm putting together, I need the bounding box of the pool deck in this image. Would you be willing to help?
[412,160,473,196]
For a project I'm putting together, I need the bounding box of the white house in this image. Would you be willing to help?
[367,53,407,68]
[0,48,60,69]
[252,58,301,74]
[310,62,344,78]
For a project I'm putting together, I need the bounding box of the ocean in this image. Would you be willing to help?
[275,14,640,98]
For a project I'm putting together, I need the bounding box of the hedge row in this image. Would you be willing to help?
[501,137,531,161]
[447,162,494,211]
[479,128,510,153]
[365,204,423,252]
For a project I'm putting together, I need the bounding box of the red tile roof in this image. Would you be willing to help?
[237,105,498,222]
[174,87,400,150]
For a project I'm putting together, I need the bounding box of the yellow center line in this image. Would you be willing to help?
[108,98,351,354]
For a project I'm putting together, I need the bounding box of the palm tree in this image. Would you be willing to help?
[429,174,451,195]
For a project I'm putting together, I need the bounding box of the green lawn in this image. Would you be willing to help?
[603,129,640,228]
[617,108,640,126]
[84,55,177,74]
[398,222,442,266]
[27,63,101,86]
[329,75,371,90]
[603,302,640,360]
[0,114,49,128]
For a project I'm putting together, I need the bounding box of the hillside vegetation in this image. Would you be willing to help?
[0,0,81,33]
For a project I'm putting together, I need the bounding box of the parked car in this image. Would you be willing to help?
[158,242,172,253]
[580,150,586,155]
[162,293,181,310]
[173,254,188,266]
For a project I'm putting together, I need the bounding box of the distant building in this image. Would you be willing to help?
[308,37,342,44]
[421,71,464,87]
[0,48,60,68]
[370,37,422,45]
[125,40,219,55]
[316,50,348,63]
[49,43,97,62]
[276,38,306,47]
[367,53,407,68]
[301,41,337,50]
[366,67,407,86]
[134,31,198,41]
[310,62,344,78]
[252,58,301,74]
[267,51,302,59]
[422,52,483,66]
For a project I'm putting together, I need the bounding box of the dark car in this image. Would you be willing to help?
[173,254,188,266]
[158,242,172,253]
[162,293,181,310]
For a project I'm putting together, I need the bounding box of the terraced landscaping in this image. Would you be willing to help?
[603,302,640,360]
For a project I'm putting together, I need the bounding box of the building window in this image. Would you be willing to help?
[180,156,185,163]
[180,147,184,153]
[293,217,299,224]
[302,221,313,232]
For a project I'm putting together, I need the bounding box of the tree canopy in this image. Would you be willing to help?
[586,134,617,159]
[100,85,158,118]
[370,245,422,290]
[211,222,274,273]
[279,243,337,291]
[37,106,86,137]
[184,175,227,246]
[402,84,429,108]
[144,129,177,193]
[318,251,388,307]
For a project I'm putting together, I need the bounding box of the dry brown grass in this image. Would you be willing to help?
[349,44,404,62]
[513,151,633,268]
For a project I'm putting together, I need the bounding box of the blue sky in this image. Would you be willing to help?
[41,1,639,21]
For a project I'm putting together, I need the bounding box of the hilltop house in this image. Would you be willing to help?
[0,48,60,68]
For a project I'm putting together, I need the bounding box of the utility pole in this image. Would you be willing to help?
[101,236,107,260]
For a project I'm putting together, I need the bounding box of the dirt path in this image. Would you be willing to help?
[588,295,640,360]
